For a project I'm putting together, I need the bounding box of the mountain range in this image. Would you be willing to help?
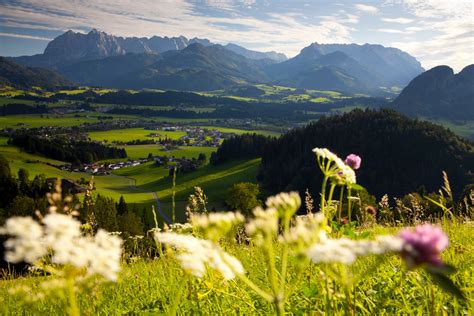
[8,29,425,94]
[391,64,474,120]
[0,57,70,90]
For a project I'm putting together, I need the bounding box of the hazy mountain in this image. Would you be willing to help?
[61,43,272,90]
[13,29,285,69]
[59,53,163,87]
[224,43,287,62]
[9,30,425,94]
[266,42,424,94]
[391,64,474,120]
[304,43,424,86]
[0,57,70,90]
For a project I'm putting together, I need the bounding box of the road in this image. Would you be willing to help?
[110,174,172,224]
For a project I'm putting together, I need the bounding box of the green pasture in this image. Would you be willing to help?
[427,119,474,140]
[88,128,186,143]
[196,126,281,137]
[0,97,36,105]
[107,145,215,160]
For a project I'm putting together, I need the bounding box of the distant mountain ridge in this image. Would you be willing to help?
[391,64,474,120]
[13,29,286,68]
[0,57,70,90]
[8,30,425,94]
[60,43,272,90]
[267,42,424,93]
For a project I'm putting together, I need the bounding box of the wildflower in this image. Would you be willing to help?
[313,148,356,184]
[167,222,193,233]
[304,189,314,213]
[398,224,449,268]
[266,191,301,218]
[344,154,361,170]
[0,217,47,263]
[308,234,403,264]
[191,212,244,240]
[1,214,123,282]
[280,213,327,253]
[88,230,123,281]
[366,206,377,216]
[155,232,244,280]
[245,207,279,245]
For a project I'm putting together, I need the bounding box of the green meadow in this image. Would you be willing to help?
[88,128,186,143]
[0,221,472,314]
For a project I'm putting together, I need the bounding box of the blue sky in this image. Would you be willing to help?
[0,0,472,71]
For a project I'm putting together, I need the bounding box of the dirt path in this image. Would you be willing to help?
[110,174,172,224]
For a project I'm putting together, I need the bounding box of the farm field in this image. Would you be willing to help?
[88,128,186,143]
[123,145,216,160]
[0,221,472,314]
[196,126,281,137]
[0,113,140,129]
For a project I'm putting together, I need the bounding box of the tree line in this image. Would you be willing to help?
[214,109,474,200]
[9,134,127,164]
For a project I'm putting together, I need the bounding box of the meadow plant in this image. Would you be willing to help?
[154,148,465,314]
[185,186,208,218]
[0,182,123,316]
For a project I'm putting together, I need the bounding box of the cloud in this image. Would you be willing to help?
[376,28,405,33]
[405,26,423,32]
[354,4,379,14]
[381,17,413,24]
[385,0,474,71]
[0,32,52,41]
[0,0,359,57]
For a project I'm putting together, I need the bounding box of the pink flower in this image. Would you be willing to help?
[344,154,361,170]
[366,206,377,216]
[398,224,449,268]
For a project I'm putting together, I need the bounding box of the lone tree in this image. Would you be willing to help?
[226,182,261,216]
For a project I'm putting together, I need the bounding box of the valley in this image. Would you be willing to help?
[0,12,473,314]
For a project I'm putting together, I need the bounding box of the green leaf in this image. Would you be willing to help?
[427,264,456,275]
[348,183,365,191]
[427,268,465,300]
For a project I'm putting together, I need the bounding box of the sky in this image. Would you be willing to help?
[0,0,472,71]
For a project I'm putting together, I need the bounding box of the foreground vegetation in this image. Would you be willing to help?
[0,147,472,315]
[0,220,472,315]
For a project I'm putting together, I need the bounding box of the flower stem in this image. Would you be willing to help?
[320,175,329,215]
[67,277,79,316]
[338,186,345,223]
[347,187,353,221]
[280,214,291,290]
[327,183,337,220]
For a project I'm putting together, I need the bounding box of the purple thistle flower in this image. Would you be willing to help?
[344,154,361,170]
[398,224,449,268]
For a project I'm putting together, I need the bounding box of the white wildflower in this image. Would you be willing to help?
[168,223,193,233]
[191,212,244,240]
[309,238,357,264]
[280,213,327,249]
[155,232,244,280]
[88,230,123,281]
[266,192,301,217]
[312,147,356,184]
[308,235,403,264]
[245,207,279,245]
[0,217,47,263]
[1,213,123,282]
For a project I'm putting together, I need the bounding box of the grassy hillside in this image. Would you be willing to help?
[1,221,472,314]
[0,137,258,221]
